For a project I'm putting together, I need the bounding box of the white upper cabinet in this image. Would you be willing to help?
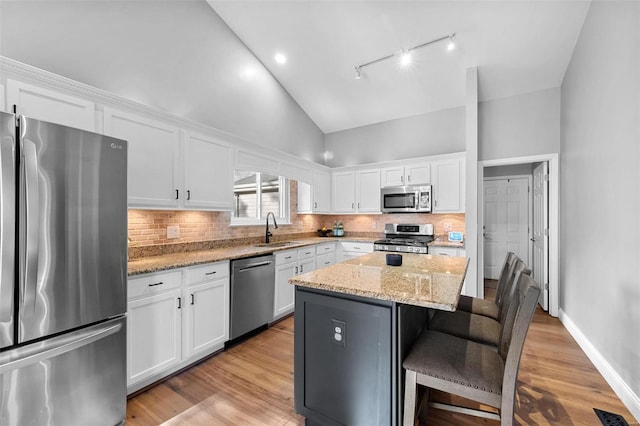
[381,162,430,187]
[357,169,381,213]
[7,79,96,132]
[298,170,331,214]
[332,171,357,213]
[432,157,465,213]
[104,108,232,210]
[183,131,233,210]
[104,107,181,208]
[331,169,380,214]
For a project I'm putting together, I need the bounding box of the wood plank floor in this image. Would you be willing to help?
[127,282,637,425]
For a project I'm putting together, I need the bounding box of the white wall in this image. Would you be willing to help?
[561,0,640,416]
[0,0,325,163]
[479,87,561,161]
[323,106,465,167]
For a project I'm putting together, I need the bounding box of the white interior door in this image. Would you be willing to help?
[483,177,530,280]
[533,162,549,310]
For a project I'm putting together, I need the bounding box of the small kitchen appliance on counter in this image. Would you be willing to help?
[374,223,434,254]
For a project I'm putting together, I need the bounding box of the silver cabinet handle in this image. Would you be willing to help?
[0,130,15,322]
[21,138,40,316]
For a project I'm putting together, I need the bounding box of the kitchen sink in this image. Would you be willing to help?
[254,241,301,248]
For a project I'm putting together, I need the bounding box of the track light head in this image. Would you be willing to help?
[447,34,456,51]
[355,67,361,80]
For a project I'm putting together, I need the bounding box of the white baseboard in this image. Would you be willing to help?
[559,309,640,423]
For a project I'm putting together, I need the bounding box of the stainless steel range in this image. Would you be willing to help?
[374,223,434,254]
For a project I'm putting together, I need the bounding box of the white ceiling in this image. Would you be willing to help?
[208,0,590,134]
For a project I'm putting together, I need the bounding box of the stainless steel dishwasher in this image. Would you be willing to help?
[230,254,276,340]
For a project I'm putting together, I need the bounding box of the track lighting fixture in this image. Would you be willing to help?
[354,32,456,79]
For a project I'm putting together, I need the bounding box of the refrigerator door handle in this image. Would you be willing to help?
[0,127,15,323]
[0,319,123,375]
[20,139,40,316]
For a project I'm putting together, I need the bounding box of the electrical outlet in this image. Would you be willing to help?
[443,222,452,232]
[167,225,180,239]
[371,221,377,229]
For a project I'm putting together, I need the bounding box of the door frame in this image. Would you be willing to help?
[478,153,559,317]
[483,174,533,277]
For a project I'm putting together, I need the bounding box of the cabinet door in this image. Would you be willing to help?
[184,278,229,359]
[104,107,181,208]
[127,289,182,387]
[274,262,297,319]
[298,181,312,213]
[380,166,405,187]
[183,132,233,210]
[332,171,356,213]
[313,171,331,213]
[7,79,95,131]
[432,158,465,213]
[406,163,431,185]
[357,169,381,213]
[298,257,316,275]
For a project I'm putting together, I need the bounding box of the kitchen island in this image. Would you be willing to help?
[289,252,468,426]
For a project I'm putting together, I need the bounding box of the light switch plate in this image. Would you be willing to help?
[167,225,180,239]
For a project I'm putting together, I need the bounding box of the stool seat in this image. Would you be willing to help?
[403,330,504,397]
[456,295,500,320]
[428,310,501,347]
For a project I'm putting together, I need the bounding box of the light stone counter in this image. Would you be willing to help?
[289,252,469,311]
[128,236,378,276]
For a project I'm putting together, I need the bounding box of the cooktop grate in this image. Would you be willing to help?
[593,408,630,426]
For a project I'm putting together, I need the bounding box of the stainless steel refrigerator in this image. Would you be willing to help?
[0,111,128,425]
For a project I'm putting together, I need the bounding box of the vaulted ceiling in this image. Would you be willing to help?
[208,1,590,134]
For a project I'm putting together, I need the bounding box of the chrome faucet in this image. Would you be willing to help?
[265,212,278,244]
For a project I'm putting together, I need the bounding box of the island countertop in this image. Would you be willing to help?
[289,252,469,311]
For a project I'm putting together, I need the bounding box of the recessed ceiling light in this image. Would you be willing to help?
[275,53,287,64]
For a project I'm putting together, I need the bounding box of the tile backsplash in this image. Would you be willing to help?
[128,181,465,250]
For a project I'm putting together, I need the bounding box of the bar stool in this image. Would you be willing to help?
[427,258,530,349]
[456,252,518,320]
[402,273,541,426]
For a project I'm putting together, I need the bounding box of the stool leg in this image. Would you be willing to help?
[403,370,418,426]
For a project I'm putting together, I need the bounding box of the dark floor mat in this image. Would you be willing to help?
[594,408,629,426]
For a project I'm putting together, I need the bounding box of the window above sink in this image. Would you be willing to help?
[231,170,290,226]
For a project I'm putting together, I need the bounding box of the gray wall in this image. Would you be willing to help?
[479,87,561,161]
[561,0,640,402]
[0,0,325,163]
[323,106,465,167]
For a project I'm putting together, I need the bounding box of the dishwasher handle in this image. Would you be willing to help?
[236,261,273,272]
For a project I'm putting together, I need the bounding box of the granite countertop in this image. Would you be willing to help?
[128,236,378,276]
[289,252,469,311]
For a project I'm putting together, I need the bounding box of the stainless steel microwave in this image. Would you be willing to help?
[381,185,432,213]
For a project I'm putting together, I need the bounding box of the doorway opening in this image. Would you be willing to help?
[478,154,558,317]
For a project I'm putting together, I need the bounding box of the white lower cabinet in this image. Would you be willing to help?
[429,246,465,257]
[127,287,182,388]
[315,242,337,268]
[274,247,316,320]
[338,241,374,261]
[127,261,229,393]
[183,262,230,359]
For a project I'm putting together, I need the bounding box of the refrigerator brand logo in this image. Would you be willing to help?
[110,143,124,150]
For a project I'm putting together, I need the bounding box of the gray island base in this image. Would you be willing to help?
[290,252,469,426]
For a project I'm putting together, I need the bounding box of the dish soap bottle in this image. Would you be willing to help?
[334,221,344,237]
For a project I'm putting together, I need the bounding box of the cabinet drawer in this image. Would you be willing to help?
[276,249,298,265]
[340,242,373,253]
[316,243,336,254]
[129,270,183,299]
[429,246,460,256]
[298,246,316,260]
[316,252,336,268]
[185,261,230,285]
